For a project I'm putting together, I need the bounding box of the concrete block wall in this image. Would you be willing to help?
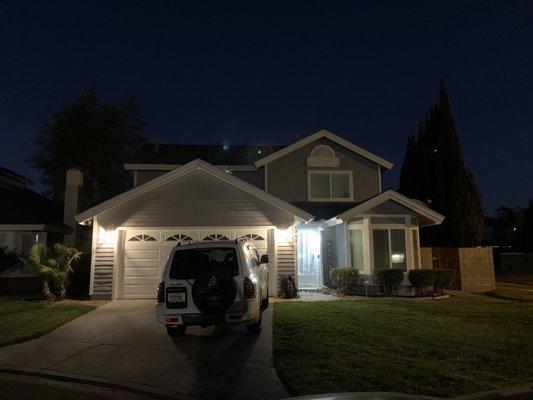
[457,247,496,293]
[420,247,433,269]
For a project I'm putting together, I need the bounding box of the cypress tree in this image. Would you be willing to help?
[399,81,484,246]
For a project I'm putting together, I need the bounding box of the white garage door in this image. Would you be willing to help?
[121,228,271,299]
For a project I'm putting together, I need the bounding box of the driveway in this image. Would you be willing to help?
[0,300,288,400]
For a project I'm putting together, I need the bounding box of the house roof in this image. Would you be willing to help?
[76,159,314,224]
[334,189,445,226]
[126,143,286,167]
[0,184,70,231]
[291,202,361,221]
[0,166,34,187]
[254,129,394,170]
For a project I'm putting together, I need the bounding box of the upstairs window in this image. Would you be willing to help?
[308,170,353,201]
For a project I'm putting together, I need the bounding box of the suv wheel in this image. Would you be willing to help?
[166,325,186,337]
[246,314,262,334]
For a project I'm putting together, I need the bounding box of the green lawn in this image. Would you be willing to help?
[490,282,533,302]
[0,299,95,347]
[492,273,533,302]
[273,299,533,398]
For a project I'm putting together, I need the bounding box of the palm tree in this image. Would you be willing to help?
[26,243,82,302]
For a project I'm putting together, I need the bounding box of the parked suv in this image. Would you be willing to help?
[156,239,269,337]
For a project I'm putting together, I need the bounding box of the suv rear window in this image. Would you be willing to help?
[169,247,239,279]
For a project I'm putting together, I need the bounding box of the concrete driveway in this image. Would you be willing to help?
[0,300,288,400]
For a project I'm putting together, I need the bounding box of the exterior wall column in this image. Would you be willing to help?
[362,217,372,274]
[267,228,278,297]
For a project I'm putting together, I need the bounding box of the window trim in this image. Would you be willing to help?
[307,170,354,202]
[348,227,365,271]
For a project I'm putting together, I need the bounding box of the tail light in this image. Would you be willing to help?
[243,277,256,300]
[157,281,165,303]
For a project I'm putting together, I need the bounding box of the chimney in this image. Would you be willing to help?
[63,169,84,228]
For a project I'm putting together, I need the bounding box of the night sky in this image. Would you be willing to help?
[1,1,532,215]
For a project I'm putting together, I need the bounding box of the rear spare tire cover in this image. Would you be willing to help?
[192,268,237,314]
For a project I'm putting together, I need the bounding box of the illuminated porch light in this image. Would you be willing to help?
[275,227,292,243]
[98,227,118,245]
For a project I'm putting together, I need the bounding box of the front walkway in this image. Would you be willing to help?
[0,300,287,400]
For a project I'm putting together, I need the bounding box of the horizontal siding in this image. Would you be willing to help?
[367,200,418,216]
[98,170,294,229]
[277,240,296,291]
[267,137,381,203]
[92,244,114,297]
[232,169,264,189]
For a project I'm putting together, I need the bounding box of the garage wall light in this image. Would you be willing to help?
[275,227,293,243]
[98,227,118,245]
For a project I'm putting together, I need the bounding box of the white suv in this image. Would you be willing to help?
[156,239,269,337]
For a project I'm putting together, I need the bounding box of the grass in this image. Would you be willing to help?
[491,273,533,302]
[0,298,95,347]
[489,282,533,302]
[273,299,533,398]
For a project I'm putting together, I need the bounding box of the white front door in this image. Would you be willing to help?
[297,227,322,288]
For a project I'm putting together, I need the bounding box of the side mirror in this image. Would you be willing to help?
[260,254,269,264]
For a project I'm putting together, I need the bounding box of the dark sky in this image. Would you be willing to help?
[1,1,532,215]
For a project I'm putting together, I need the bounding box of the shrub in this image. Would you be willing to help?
[25,243,83,302]
[408,269,435,296]
[374,269,405,296]
[279,274,297,299]
[330,267,359,295]
[434,269,453,295]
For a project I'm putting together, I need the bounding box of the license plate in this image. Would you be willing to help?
[167,292,186,303]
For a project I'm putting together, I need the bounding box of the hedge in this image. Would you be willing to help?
[330,267,359,295]
[374,268,404,296]
[408,269,435,296]
[434,269,453,294]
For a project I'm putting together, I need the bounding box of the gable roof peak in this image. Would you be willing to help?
[76,158,313,224]
[254,128,393,170]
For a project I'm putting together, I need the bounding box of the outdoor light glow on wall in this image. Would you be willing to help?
[98,227,118,245]
[275,227,292,243]
[391,253,405,263]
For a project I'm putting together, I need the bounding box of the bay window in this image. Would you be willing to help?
[372,228,407,271]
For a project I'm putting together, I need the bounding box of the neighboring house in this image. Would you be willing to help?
[483,202,532,248]
[76,129,444,300]
[0,166,71,293]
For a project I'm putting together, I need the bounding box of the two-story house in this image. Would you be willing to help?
[76,129,444,299]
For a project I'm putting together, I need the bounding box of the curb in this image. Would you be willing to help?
[287,383,533,400]
[0,367,199,400]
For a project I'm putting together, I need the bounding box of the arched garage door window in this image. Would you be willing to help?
[203,234,229,241]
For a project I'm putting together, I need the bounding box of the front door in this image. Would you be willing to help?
[297,227,322,288]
